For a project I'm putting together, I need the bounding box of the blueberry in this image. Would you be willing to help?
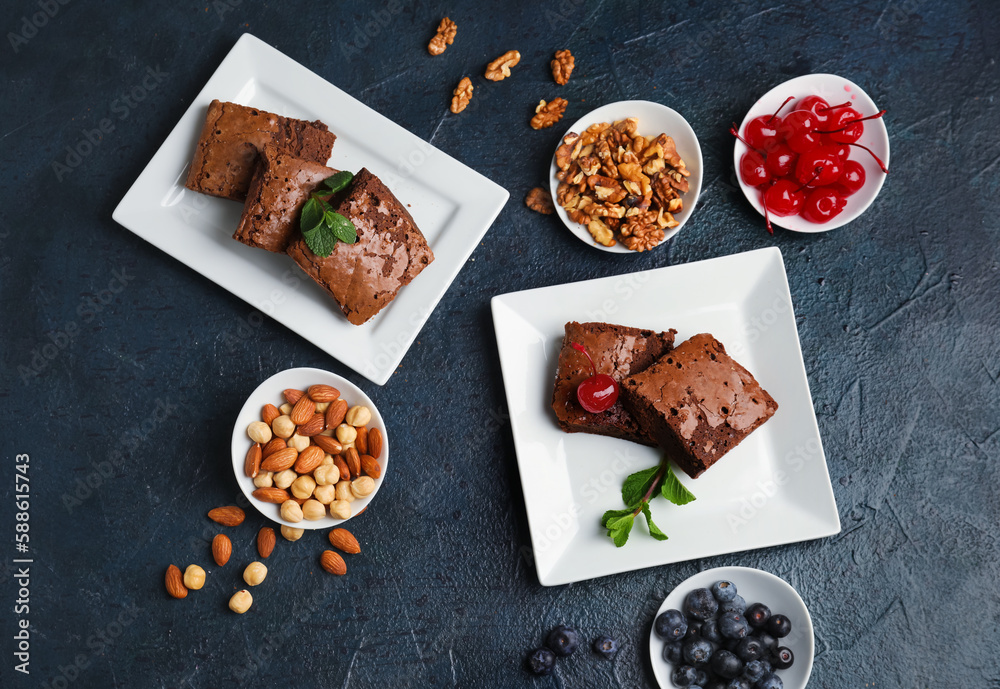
[765,614,791,638]
[719,594,747,615]
[724,679,750,689]
[671,664,701,687]
[718,612,750,640]
[656,609,689,641]
[736,637,765,662]
[695,670,709,686]
[771,646,794,670]
[705,681,728,689]
[545,625,579,657]
[744,603,771,629]
[742,659,770,684]
[711,580,737,603]
[724,638,743,653]
[592,635,619,659]
[685,588,720,621]
[663,641,684,664]
[710,649,744,680]
[685,620,705,640]
[752,631,778,651]
[683,638,715,667]
[701,619,723,644]
[526,648,555,675]
[756,673,783,689]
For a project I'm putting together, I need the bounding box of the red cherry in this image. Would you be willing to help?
[570,342,619,413]
[837,160,866,195]
[763,179,805,216]
[796,95,831,126]
[780,111,821,153]
[740,151,771,187]
[801,188,848,223]
[821,107,864,143]
[794,146,844,186]
[745,115,781,151]
[764,142,797,177]
[822,137,851,160]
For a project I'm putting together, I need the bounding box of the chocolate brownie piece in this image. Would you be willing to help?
[184,100,337,202]
[551,322,676,445]
[621,333,778,478]
[233,145,338,253]
[286,168,434,325]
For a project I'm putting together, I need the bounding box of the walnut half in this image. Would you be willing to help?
[428,17,457,56]
[525,187,555,215]
[530,98,568,130]
[485,50,521,81]
[551,49,575,85]
[450,77,473,114]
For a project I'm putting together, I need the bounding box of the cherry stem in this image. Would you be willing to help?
[796,165,825,192]
[570,342,597,377]
[816,109,887,134]
[847,142,890,173]
[761,182,775,235]
[818,101,852,113]
[729,123,760,153]
[767,96,795,124]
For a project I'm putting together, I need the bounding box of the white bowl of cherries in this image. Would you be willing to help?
[732,73,890,233]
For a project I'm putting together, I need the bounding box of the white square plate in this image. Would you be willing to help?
[491,247,840,586]
[113,33,508,385]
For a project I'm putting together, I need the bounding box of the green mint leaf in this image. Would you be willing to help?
[606,514,634,548]
[321,171,354,195]
[302,224,338,258]
[601,508,634,527]
[327,211,358,244]
[622,465,660,507]
[660,464,697,506]
[641,503,669,541]
[300,197,324,232]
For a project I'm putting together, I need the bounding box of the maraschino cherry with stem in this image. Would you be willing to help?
[571,342,619,413]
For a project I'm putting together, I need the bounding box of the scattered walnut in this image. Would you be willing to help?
[428,17,457,56]
[530,98,568,130]
[485,50,521,81]
[450,77,473,114]
[551,49,575,85]
[525,187,555,215]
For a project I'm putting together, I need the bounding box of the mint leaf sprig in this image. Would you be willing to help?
[300,172,358,258]
[601,456,696,548]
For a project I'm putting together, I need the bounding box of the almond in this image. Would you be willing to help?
[333,455,350,482]
[208,506,245,526]
[244,442,262,478]
[257,527,276,559]
[320,550,347,576]
[328,527,361,554]
[283,388,304,404]
[360,454,381,479]
[355,426,369,454]
[296,413,326,437]
[313,435,343,455]
[368,427,383,459]
[308,384,341,403]
[261,437,287,458]
[261,403,280,425]
[165,564,188,599]
[294,445,325,474]
[290,396,316,425]
[325,398,348,428]
[261,446,298,472]
[212,534,232,566]
[253,487,291,504]
[344,447,361,478]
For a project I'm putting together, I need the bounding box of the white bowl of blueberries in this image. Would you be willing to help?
[649,566,814,689]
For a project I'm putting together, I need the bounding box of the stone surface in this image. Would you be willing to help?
[0,1,998,687]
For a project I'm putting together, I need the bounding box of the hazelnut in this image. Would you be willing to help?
[345,405,372,427]
[335,423,357,444]
[183,564,206,590]
[291,475,317,500]
[313,483,336,504]
[272,415,295,439]
[280,525,303,542]
[247,421,272,444]
[314,401,330,413]
[273,469,297,489]
[252,471,274,489]
[229,589,253,614]
[321,454,335,466]
[278,402,293,415]
[334,481,355,503]
[288,433,310,452]
[329,500,351,520]
[280,499,303,523]
[302,499,326,521]
[243,561,268,586]
[314,464,338,486]
[351,476,376,498]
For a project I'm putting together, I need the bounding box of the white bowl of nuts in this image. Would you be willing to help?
[549,100,703,253]
[232,367,388,529]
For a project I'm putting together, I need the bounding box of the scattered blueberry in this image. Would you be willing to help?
[685,588,720,621]
[545,625,579,657]
[742,659,770,684]
[663,641,684,664]
[736,637,765,663]
[712,580,738,603]
[765,614,791,638]
[718,612,750,640]
[756,673,784,689]
[719,594,747,615]
[710,649,744,680]
[672,664,701,687]
[744,603,771,629]
[752,630,778,651]
[656,609,689,641]
[526,648,555,675]
[701,618,723,644]
[771,647,794,670]
[592,635,619,659]
[683,638,715,667]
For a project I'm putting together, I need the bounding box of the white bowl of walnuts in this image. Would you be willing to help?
[231,367,388,529]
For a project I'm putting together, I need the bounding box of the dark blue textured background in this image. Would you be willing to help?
[1,0,998,687]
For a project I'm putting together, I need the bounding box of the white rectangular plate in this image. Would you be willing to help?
[492,247,840,586]
[113,33,508,385]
